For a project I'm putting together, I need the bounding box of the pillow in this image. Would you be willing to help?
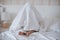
[43,18,60,32]
[47,22,60,32]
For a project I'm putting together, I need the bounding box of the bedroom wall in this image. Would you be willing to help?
[0,0,60,20]
[0,0,60,5]
[1,5,60,25]
[0,0,60,27]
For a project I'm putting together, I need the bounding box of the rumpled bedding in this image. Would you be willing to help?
[0,21,60,40]
[0,3,60,40]
[0,30,60,40]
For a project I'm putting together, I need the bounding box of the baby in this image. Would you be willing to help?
[19,30,38,37]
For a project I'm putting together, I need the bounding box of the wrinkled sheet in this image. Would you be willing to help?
[0,31,60,40]
[0,3,60,40]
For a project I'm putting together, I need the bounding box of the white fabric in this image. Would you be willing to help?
[9,3,42,32]
[0,31,57,40]
[44,18,60,32]
[1,31,16,40]
[47,21,60,32]
[0,3,60,40]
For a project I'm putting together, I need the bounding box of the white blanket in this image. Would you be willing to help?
[1,31,60,40]
[0,3,60,40]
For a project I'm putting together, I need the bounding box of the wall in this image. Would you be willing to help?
[1,5,60,23]
[0,0,60,6]
[0,0,60,27]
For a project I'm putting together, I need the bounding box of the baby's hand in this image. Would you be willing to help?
[26,31,34,37]
[26,30,38,37]
[19,32,25,35]
[18,30,38,37]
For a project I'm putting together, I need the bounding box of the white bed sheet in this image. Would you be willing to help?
[0,30,60,40]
